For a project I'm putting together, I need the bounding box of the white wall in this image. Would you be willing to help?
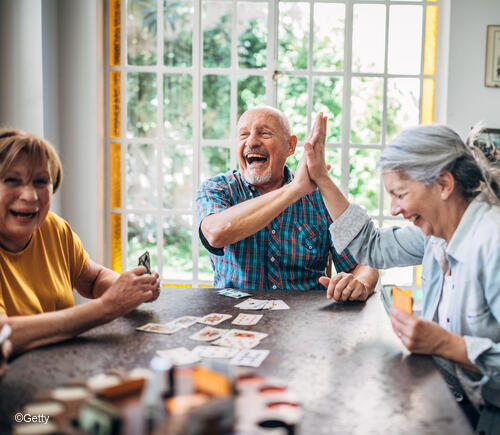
[446,0,500,138]
[0,0,103,263]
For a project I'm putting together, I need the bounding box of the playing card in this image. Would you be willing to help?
[235,298,268,310]
[157,347,200,366]
[189,326,228,342]
[270,300,290,310]
[225,329,268,341]
[218,289,251,299]
[392,287,413,314]
[192,345,240,359]
[138,251,151,274]
[170,316,200,328]
[136,322,181,334]
[198,313,232,326]
[212,335,261,349]
[232,313,263,326]
[230,349,270,367]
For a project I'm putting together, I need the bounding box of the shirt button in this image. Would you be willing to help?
[271,230,276,235]
[298,226,302,231]
[308,246,312,250]
[447,318,450,323]
[270,257,275,262]
[272,285,277,290]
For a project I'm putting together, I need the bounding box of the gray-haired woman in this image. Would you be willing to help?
[304,115,500,433]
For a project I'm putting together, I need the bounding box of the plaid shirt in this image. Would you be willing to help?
[196,167,357,290]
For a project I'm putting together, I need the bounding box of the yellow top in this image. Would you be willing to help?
[0,212,89,315]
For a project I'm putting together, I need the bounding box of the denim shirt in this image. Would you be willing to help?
[330,197,500,406]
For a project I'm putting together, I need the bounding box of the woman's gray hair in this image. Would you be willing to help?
[378,124,500,204]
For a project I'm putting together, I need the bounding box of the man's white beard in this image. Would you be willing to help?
[243,169,272,186]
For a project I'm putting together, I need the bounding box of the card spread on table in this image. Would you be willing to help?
[392,287,413,314]
[230,349,270,367]
[225,328,268,341]
[232,313,263,326]
[212,335,261,349]
[235,298,289,310]
[189,326,227,342]
[170,316,200,328]
[198,313,232,326]
[217,289,251,299]
[192,345,240,359]
[136,322,181,334]
[157,347,200,365]
[138,251,151,274]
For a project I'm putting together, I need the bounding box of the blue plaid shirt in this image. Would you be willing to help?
[196,167,358,290]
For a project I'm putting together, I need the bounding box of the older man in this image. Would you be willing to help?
[196,106,378,299]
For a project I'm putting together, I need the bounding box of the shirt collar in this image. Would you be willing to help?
[446,197,488,263]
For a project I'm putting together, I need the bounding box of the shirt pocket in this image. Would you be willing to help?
[292,222,329,269]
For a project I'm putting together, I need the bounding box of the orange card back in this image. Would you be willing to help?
[392,287,413,314]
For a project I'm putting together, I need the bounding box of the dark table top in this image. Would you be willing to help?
[0,288,472,434]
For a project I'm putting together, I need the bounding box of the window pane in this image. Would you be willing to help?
[164,0,193,66]
[279,2,309,70]
[202,1,231,68]
[127,72,158,138]
[313,3,344,71]
[238,75,266,118]
[351,77,383,144]
[201,146,230,183]
[202,74,230,139]
[127,214,157,270]
[127,144,158,209]
[199,240,214,281]
[164,73,192,140]
[313,76,343,143]
[387,78,420,143]
[163,215,192,280]
[127,0,157,65]
[388,6,422,74]
[352,4,386,73]
[278,75,308,141]
[162,144,193,209]
[237,1,268,69]
[349,149,380,215]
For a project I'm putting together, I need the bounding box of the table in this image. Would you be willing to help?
[0,288,472,434]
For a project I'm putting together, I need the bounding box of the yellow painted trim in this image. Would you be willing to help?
[110,142,121,209]
[423,5,438,76]
[110,71,121,138]
[111,213,122,273]
[109,0,121,66]
[421,78,435,125]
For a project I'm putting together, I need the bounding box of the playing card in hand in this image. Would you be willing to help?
[138,251,151,274]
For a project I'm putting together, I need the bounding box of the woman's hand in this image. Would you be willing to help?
[99,267,160,320]
[390,307,451,354]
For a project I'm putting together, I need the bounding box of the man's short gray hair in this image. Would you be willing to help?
[240,106,291,139]
[378,124,499,203]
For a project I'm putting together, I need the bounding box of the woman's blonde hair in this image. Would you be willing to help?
[0,129,63,193]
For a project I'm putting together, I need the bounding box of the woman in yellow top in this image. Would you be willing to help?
[0,129,160,354]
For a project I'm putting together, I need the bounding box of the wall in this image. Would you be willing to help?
[0,0,103,262]
[446,0,500,138]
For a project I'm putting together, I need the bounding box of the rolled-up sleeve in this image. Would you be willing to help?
[329,204,425,269]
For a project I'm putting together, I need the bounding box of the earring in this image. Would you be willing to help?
[441,193,446,198]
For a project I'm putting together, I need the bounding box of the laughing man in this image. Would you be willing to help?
[196,106,378,299]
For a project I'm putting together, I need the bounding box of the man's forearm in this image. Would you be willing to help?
[201,183,304,248]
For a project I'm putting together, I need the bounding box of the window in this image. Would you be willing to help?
[107,0,439,287]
